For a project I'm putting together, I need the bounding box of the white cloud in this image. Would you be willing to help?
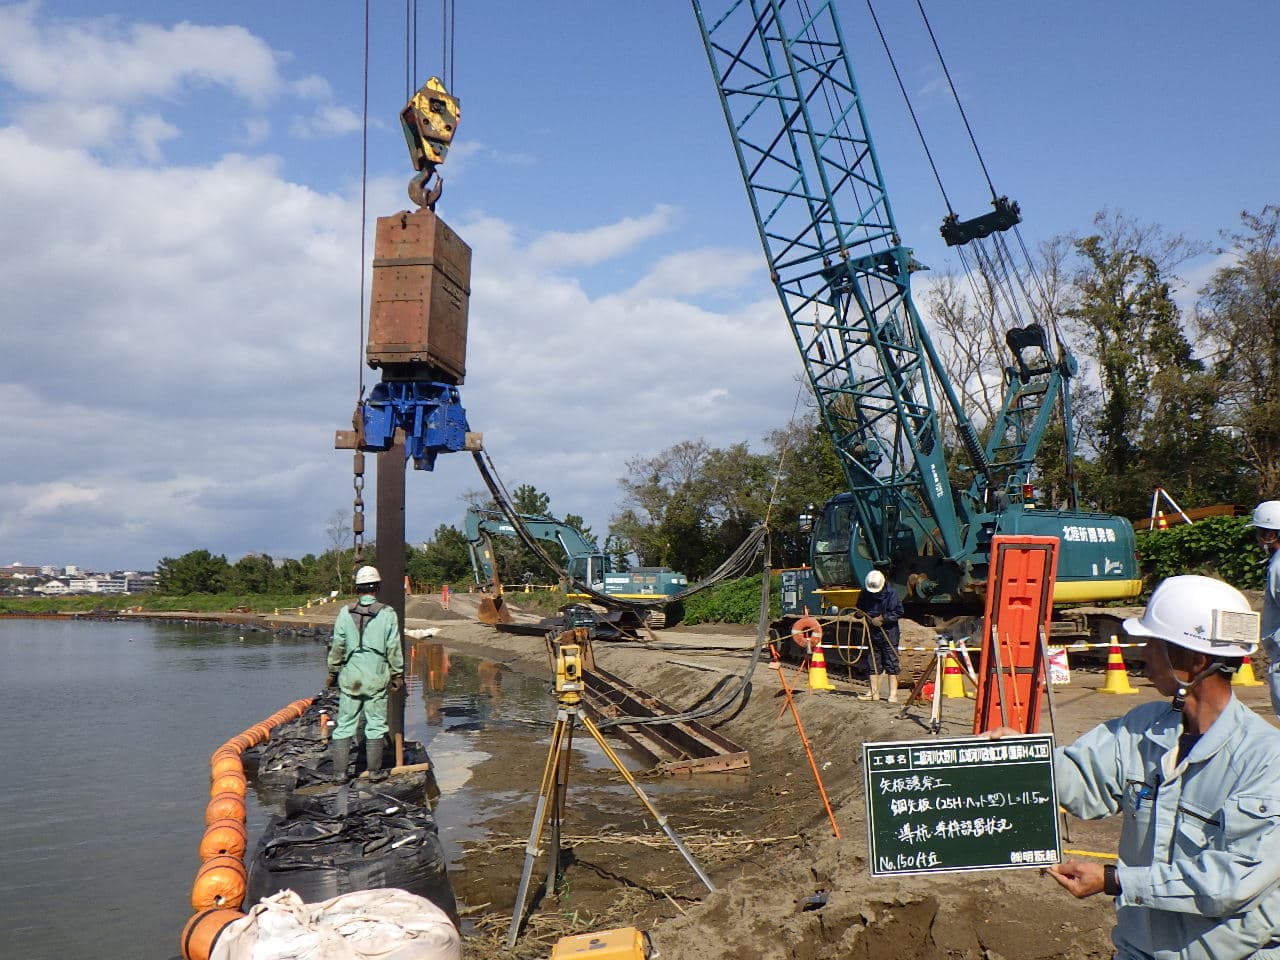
[290,104,363,140]
[526,205,678,268]
[624,247,762,299]
[0,4,284,105]
[131,113,179,162]
[0,7,803,571]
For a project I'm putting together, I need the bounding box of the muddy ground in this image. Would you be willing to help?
[310,596,1274,959]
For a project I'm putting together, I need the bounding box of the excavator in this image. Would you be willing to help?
[462,506,688,628]
[691,1,1142,643]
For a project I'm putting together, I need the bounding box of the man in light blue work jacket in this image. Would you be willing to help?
[1252,500,1280,718]
[1049,575,1280,960]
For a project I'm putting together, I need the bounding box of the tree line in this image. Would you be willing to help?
[158,206,1279,592]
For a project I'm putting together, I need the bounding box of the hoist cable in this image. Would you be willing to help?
[357,0,370,401]
[404,1,410,99]
[915,0,997,200]
[866,0,953,217]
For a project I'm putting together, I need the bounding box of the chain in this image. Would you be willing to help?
[352,451,366,562]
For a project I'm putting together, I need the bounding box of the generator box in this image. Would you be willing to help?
[367,207,471,383]
[550,927,649,960]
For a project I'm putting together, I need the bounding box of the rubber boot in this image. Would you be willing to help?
[859,674,882,701]
[886,674,900,704]
[330,737,352,783]
[366,737,387,782]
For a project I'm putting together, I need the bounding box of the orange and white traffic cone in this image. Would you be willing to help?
[1233,656,1264,687]
[942,657,969,699]
[1097,640,1137,694]
[1156,510,1168,530]
[807,640,836,692]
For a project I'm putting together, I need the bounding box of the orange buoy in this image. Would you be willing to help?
[210,754,244,779]
[205,792,246,825]
[180,908,243,960]
[791,615,823,651]
[210,745,240,764]
[200,819,248,860]
[191,855,247,910]
[209,770,247,798]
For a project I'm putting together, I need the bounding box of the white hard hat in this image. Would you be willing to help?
[864,570,886,593]
[1123,575,1259,657]
[354,565,382,587]
[1251,500,1280,530]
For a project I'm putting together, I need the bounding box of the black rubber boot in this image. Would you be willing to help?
[330,737,352,783]
[366,737,387,782]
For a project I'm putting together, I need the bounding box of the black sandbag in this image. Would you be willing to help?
[285,771,437,818]
[245,803,457,927]
[243,690,339,779]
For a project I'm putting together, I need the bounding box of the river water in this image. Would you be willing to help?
[0,617,552,960]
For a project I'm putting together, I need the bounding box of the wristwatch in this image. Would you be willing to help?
[1103,864,1121,896]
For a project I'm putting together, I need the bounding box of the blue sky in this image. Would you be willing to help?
[1,1,1275,571]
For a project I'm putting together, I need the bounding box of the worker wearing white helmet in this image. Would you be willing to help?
[1044,575,1280,960]
[1251,500,1280,718]
[325,565,404,782]
[854,569,903,703]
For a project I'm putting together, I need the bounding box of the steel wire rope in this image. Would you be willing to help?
[357,0,371,402]
[597,530,774,730]
[914,0,996,200]
[865,0,953,217]
[916,0,1058,355]
[469,450,766,609]
[470,450,776,729]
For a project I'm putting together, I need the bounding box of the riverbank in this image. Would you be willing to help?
[38,598,1275,959]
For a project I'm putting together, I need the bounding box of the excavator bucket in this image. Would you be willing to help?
[477,594,513,625]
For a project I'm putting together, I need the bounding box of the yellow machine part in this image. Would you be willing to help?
[551,927,649,960]
[400,76,460,170]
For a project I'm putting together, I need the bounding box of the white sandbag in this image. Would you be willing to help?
[212,888,461,960]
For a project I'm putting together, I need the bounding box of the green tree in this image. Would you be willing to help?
[225,552,279,594]
[408,524,473,587]
[1065,212,1210,515]
[1196,206,1280,499]
[155,549,231,594]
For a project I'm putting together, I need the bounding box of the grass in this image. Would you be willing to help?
[0,593,319,615]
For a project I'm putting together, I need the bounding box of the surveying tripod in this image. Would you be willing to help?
[897,634,973,734]
[506,642,715,948]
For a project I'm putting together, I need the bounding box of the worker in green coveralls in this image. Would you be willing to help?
[325,565,404,782]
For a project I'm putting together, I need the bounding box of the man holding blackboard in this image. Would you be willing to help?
[1032,575,1280,960]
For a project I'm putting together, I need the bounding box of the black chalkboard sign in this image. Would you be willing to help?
[863,734,1061,877]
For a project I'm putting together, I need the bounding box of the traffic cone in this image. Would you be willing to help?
[1097,640,1137,694]
[942,657,969,699]
[1234,656,1264,687]
[1156,510,1168,530]
[807,640,836,692]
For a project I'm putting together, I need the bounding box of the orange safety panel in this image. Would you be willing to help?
[972,536,1058,735]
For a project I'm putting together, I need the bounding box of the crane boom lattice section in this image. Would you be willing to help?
[695,0,975,563]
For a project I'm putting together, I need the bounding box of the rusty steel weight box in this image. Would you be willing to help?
[367,208,471,383]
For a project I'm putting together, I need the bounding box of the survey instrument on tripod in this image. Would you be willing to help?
[506,642,715,949]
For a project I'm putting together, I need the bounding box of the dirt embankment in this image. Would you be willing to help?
[409,608,1238,960]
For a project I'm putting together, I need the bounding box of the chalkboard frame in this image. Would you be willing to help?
[862,734,1061,877]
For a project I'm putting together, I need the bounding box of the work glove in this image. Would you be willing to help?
[870,615,884,628]
[325,671,339,689]
[389,674,405,694]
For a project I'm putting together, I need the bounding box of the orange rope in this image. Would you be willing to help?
[1001,629,1025,725]
[769,643,840,838]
